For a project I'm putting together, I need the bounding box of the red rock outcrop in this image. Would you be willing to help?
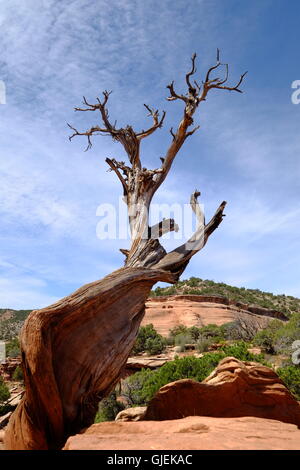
[0,357,22,381]
[63,416,300,450]
[144,357,300,426]
[142,295,286,336]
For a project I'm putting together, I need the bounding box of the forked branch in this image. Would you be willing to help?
[153,51,247,193]
[136,105,166,140]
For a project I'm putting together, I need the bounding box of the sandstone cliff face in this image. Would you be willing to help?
[142,295,286,336]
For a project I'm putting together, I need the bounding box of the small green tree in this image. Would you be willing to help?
[277,365,300,400]
[12,365,24,382]
[94,391,125,422]
[6,337,20,358]
[132,324,166,355]
[0,376,10,403]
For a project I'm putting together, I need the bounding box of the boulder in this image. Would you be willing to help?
[144,357,300,427]
[115,407,146,422]
[63,416,300,450]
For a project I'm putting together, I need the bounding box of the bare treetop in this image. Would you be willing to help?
[68,51,246,275]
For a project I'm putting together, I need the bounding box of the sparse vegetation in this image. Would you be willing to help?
[6,337,21,357]
[0,309,31,341]
[0,376,10,403]
[253,313,300,355]
[132,324,166,356]
[12,365,24,382]
[150,278,300,316]
[122,343,268,406]
[277,365,300,401]
[94,391,125,422]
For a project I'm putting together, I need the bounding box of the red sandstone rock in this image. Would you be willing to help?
[142,295,280,336]
[63,416,300,450]
[144,357,300,427]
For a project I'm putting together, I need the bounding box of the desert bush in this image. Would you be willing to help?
[168,324,225,346]
[123,353,225,405]
[0,376,10,403]
[132,324,166,355]
[174,333,193,352]
[122,344,267,406]
[168,324,188,338]
[6,337,20,358]
[254,314,300,355]
[277,365,300,400]
[144,336,166,355]
[94,391,125,422]
[12,365,23,382]
[196,335,213,353]
[197,324,224,340]
[221,341,268,364]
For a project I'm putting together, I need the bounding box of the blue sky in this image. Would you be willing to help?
[0,0,299,308]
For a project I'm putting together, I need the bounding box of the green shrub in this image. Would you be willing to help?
[254,314,300,355]
[197,324,224,340]
[12,365,23,382]
[145,336,166,355]
[277,365,300,400]
[196,335,213,353]
[132,324,166,356]
[123,353,225,405]
[221,341,268,365]
[0,376,10,403]
[188,326,202,342]
[5,337,20,358]
[168,324,188,339]
[94,391,125,422]
[174,333,193,352]
[123,345,267,406]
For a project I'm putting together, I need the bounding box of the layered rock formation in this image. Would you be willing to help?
[144,357,300,426]
[143,295,286,336]
[63,416,300,450]
[63,358,300,450]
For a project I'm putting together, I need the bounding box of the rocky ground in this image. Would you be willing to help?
[63,416,300,450]
[64,357,300,450]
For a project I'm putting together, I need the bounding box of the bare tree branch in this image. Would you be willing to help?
[152,51,246,193]
[136,105,166,140]
[149,218,179,239]
[105,158,128,196]
[185,52,197,95]
[166,81,187,102]
[154,195,227,275]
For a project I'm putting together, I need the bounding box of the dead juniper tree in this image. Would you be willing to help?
[68,51,246,273]
[5,52,246,450]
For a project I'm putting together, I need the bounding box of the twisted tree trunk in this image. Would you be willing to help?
[5,52,246,449]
